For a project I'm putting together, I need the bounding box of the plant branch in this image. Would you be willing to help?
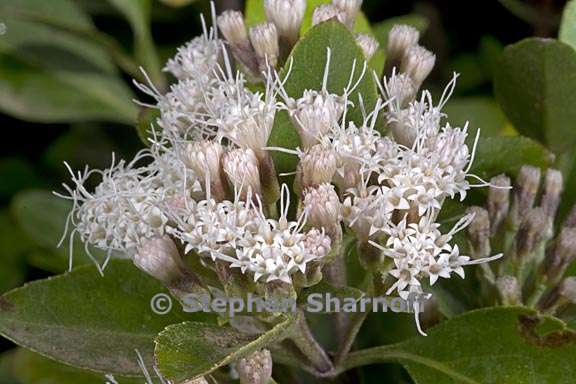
[289,310,334,374]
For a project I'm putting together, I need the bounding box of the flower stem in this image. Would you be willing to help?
[289,310,334,374]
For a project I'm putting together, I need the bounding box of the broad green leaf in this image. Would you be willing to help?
[267,21,379,173]
[470,136,554,180]
[0,0,94,32]
[494,38,576,153]
[11,190,101,272]
[371,14,429,50]
[245,0,373,36]
[155,315,295,382]
[106,0,163,85]
[0,351,20,384]
[0,212,28,294]
[560,0,576,51]
[443,97,506,138]
[12,349,143,384]
[0,19,116,74]
[0,55,137,124]
[344,307,576,383]
[0,260,206,376]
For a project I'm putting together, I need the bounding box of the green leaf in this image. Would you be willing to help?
[372,14,429,51]
[0,55,137,124]
[267,21,379,173]
[443,97,506,138]
[0,351,20,384]
[12,349,143,384]
[0,158,45,200]
[0,260,206,376]
[470,136,554,180]
[494,38,576,153]
[11,190,101,272]
[155,315,296,382]
[0,0,94,32]
[0,212,28,294]
[560,0,576,51]
[343,307,576,383]
[0,19,116,74]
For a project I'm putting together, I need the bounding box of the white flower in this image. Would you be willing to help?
[265,0,306,44]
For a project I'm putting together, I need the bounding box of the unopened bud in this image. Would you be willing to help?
[515,207,546,259]
[185,140,227,201]
[355,33,379,60]
[312,4,347,26]
[297,144,337,189]
[289,90,345,148]
[134,236,185,283]
[385,24,420,74]
[332,0,363,29]
[223,148,262,199]
[541,168,563,222]
[400,45,435,87]
[303,183,342,238]
[265,0,306,46]
[384,71,417,109]
[386,109,418,147]
[217,10,249,47]
[496,275,521,305]
[466,207,491,258]
[237,349,273,384]
[511,165,541,227]
[538,277,576,313]
[542,227,576,285]
[250,22,279,70]
[487,174,511,235]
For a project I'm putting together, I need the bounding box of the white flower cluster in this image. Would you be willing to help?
[58,3,502,335]
[59,19,330,286]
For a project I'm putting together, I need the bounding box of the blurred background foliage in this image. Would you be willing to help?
[0,0,573,383]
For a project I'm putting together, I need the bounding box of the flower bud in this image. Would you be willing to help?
[289,90,345,148]
[185,140,227,201]
[538,277,576,313]
[312,4,347,26]
[384,71,417,109]
[303,183,342,238]
[542,227,576,285]
[217,10,249,47]
[385,24,420,74]
[250,22,280,70]
[297,144,338,189]
[237,349,273,384]
[355,33,379,60]
[223,148,262,199]
[510,165,541,227]
[217,11,260,76]
[541,168,563,222]
[466,206,491,258]
[133,236,185,284]
[487,174,511,235]
[515,207,546,260]
[400,45,435,87]
[332,0,363,29]
[386,108,418,147]
[496,275,521,305]
[387,25,420,60]
[265,0,306,46]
